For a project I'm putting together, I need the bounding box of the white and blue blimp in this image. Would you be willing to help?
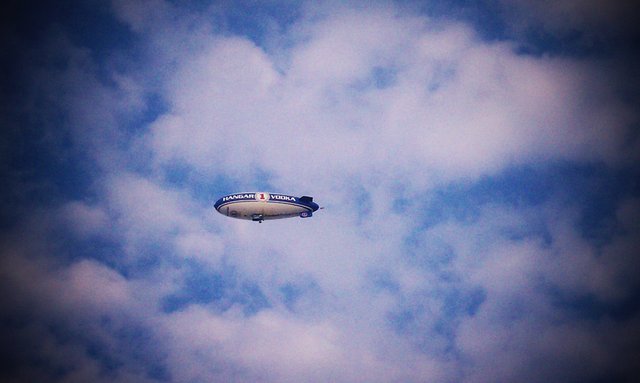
[214,192,320,222]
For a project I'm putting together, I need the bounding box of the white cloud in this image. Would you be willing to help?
[142,4,635,192]
[59,201,110,238]
[104,173,212,254]
[160,307,346,382]
[2,1,639,382]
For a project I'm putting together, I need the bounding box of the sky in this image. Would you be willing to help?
[1,0,639,382]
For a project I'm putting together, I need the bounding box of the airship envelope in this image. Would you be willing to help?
[214,192,320,222]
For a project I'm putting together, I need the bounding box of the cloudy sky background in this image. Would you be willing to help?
[1,0,639,382]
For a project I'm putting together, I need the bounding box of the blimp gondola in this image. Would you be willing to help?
[214,192,320,222]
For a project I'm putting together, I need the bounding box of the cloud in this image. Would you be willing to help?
[1,1,639,382]
[143,4,636,192]
[159,307,346,382]
[59,201,110,238]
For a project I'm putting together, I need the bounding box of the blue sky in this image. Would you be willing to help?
[1,1,639,382]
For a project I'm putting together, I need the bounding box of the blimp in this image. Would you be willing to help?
[214,192,320,222]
